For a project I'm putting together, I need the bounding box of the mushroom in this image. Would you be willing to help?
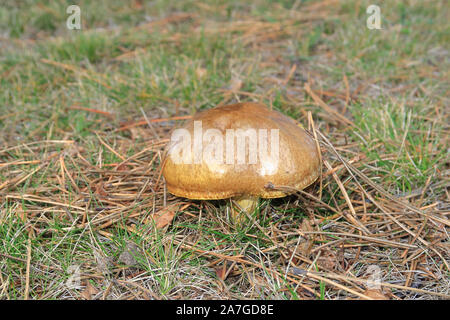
[162,102,320,223]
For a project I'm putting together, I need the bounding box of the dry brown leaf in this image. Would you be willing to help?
[80,281,99,300]
[361,289,390,300]
[298,218,315,255]
[215,265,228,281]
[151,208,176,229]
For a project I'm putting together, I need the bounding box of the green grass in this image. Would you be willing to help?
[0,0,448,300]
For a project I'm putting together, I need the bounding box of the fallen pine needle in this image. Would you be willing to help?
[116,115,192,132]
[68,105,115,118]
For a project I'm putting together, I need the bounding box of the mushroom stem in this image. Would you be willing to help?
[230,195,259,224]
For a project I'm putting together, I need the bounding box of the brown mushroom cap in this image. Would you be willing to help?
[162,102,320,200]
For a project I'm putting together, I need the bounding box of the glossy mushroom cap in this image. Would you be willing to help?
[162,102,320,200]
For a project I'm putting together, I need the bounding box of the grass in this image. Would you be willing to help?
[0,0,449,300]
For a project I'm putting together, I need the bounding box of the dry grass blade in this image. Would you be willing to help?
[24,237,32,300]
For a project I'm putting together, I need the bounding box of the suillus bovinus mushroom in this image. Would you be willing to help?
[162,102,320,223]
